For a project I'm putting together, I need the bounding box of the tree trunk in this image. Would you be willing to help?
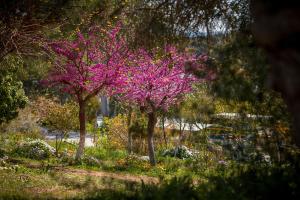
[55,134,59,157]
[100,96,110,117]
[93,112,98,145]
[275,132,282,163]
[147,112,157,166]
[178,118,186,146]
[204,12,211,49]
[127,108,133,154]
[55,132,64,157]
[162,115,168,147]
[75,100,86,161]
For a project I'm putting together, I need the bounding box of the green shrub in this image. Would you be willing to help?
[84,162,300,200]
[85,145,126,161]
[198,162,300,200]
[13,139,55,160]
[85,176,199,200]
[162,146,194,159]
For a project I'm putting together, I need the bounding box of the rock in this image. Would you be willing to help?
[262,154,271,163]
[139,156,150,161]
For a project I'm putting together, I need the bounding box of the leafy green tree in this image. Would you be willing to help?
[0,56,27,124]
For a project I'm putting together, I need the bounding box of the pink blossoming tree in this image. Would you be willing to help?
[44,24,127,160]
[119,47,210,165]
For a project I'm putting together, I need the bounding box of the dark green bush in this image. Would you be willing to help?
[84,176,199,200]
[198,162,300,200]
[84,161,300,200]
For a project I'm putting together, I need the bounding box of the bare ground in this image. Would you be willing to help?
[54,167,159,185]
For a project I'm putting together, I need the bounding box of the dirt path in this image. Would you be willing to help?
[10,157,159,185]
[55,167,159,184]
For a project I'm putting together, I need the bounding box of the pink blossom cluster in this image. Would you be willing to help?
[44,23,211,109]
[117,46,208,112]
[44,23,127,102]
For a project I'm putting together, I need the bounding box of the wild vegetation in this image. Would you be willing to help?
[0,0,299,199]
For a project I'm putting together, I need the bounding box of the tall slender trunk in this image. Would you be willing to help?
[188,123,193,145]
[100,96,109,117]
[204,12,211,49]
[127,108,133,154]
[162,115,167,147]
[75,100,86,161]
[55,132,65,157]
[275,132,282,163]
[178,118,185,146]
[93,112,98,145]
[55,134,59,157]
[147,112,157,166]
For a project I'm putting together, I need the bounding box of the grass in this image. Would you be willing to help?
[0,163,145,200]
[81,147,203,179]
[3,137,221,179]
[0,143,211,199]
[0,166,65,199]
[1,134,299,200]
[2,161,299,200]
[0,161,202,200]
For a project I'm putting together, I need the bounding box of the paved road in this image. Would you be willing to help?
[40,127,95,147]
